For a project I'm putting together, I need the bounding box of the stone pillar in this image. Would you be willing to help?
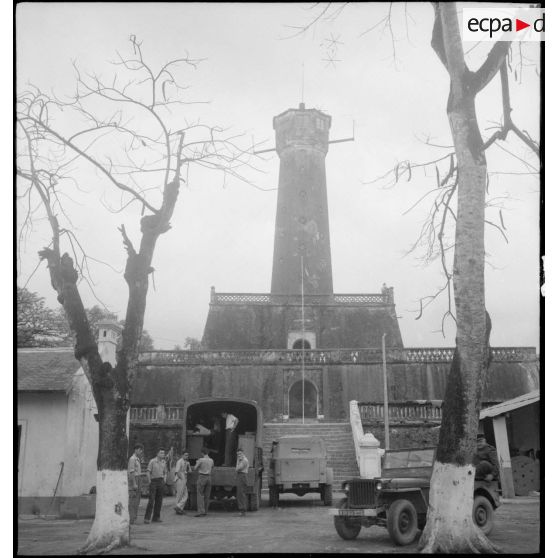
[358,433,383,479]
[349,400,384,479]
[492,415,515,498]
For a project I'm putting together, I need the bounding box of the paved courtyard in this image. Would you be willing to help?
[17,493,540,555]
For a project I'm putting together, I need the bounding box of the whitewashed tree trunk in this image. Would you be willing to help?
[421,463,496,553]
[419,4,509,553]
[81,471,130,553]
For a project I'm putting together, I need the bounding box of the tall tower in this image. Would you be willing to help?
[271,103,333,295]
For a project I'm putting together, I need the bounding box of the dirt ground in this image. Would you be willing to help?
[17,493,540,555]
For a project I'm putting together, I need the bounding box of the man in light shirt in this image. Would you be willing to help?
[222,411,239,466]
[235,448,250,516]
[174,451,192,515]
[194,447,214,517]
[127,443,143,524]
[144,448,167,524]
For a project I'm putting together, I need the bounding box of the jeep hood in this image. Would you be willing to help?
[379,477,431,489]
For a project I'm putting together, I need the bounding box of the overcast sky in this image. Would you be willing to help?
[16,2,540,351]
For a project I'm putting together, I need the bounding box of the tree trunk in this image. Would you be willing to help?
[80,390,130,553]
[418,3,506,553]
[39,248,133,552]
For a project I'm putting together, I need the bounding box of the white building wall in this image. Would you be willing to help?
[18,393,68,497]
[61,369,99,496]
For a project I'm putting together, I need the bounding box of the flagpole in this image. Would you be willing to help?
[382,333,390,450]
[301,255,305,425]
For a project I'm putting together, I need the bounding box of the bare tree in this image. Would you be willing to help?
[17,36,253,553]
[417,4,539,552]
[289,2,539,553]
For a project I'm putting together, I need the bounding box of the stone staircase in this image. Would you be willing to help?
[261,422,360,489]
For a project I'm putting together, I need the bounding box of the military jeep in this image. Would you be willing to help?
[268,435,334,506]
[331,447,500,546]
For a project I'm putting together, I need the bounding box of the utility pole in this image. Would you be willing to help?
[382,333,390,450]
[301,255,305,425]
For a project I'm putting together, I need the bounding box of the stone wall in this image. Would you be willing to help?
[367,425,440,450]
[202,301,403,350]
[132,356,539,422]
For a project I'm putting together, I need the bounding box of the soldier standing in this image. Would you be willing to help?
[174,451,191,515]
[235,448,249,516]
[194,448,214,517]
[127,443,143,524]
[144,448,168,524]
[222,411,239,466]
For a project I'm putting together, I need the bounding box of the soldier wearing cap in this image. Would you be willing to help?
[473,434,499,481]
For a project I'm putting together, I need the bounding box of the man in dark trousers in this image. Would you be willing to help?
[222,411,239,466]
[194,447,214,517]
[473,434,500,481]
[127,443,144,524]
[235,448,249,516]
[144,448,167,524]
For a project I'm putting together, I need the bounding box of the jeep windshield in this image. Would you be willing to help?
[383,448,436,470]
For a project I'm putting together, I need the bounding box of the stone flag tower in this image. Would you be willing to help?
[202,103,403,351]
[271,103,333,295]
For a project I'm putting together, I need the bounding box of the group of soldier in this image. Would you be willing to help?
[127,411,249,523]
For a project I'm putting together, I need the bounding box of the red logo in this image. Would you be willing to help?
[515,19,530,32]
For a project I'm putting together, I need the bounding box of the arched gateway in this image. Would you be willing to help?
[289,379,318,419]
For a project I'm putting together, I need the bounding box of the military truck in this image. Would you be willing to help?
[268,435,334,506]
[331,446,501,546]
[184,397,264,511]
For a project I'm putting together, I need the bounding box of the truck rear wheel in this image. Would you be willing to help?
[473,495,494,535]
[322,484,333,506]
[334,498,362,540]
[387,499,418,546]
[247,476,261,511]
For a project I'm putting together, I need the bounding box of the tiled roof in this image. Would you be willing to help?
[17,348,80,392]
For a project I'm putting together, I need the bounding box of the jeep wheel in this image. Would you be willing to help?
[322,484,333,506]
[473,495,494,535]
[387,499,418,546]
[334,498,362,540]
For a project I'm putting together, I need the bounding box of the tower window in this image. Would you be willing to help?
[292,339,311,350]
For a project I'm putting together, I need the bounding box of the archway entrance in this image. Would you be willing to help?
[292,338,311,350]
[289,380,318,419]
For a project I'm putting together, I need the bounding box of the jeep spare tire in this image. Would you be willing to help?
[333,498,362,540]
[387,499,418,546]
[473,495,494,535]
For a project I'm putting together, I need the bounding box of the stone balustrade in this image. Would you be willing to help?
[210,291,392,306]
[358,399,505,426]
[138,346,537,366]
[359,401,443,425]
[130,404,184,424]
